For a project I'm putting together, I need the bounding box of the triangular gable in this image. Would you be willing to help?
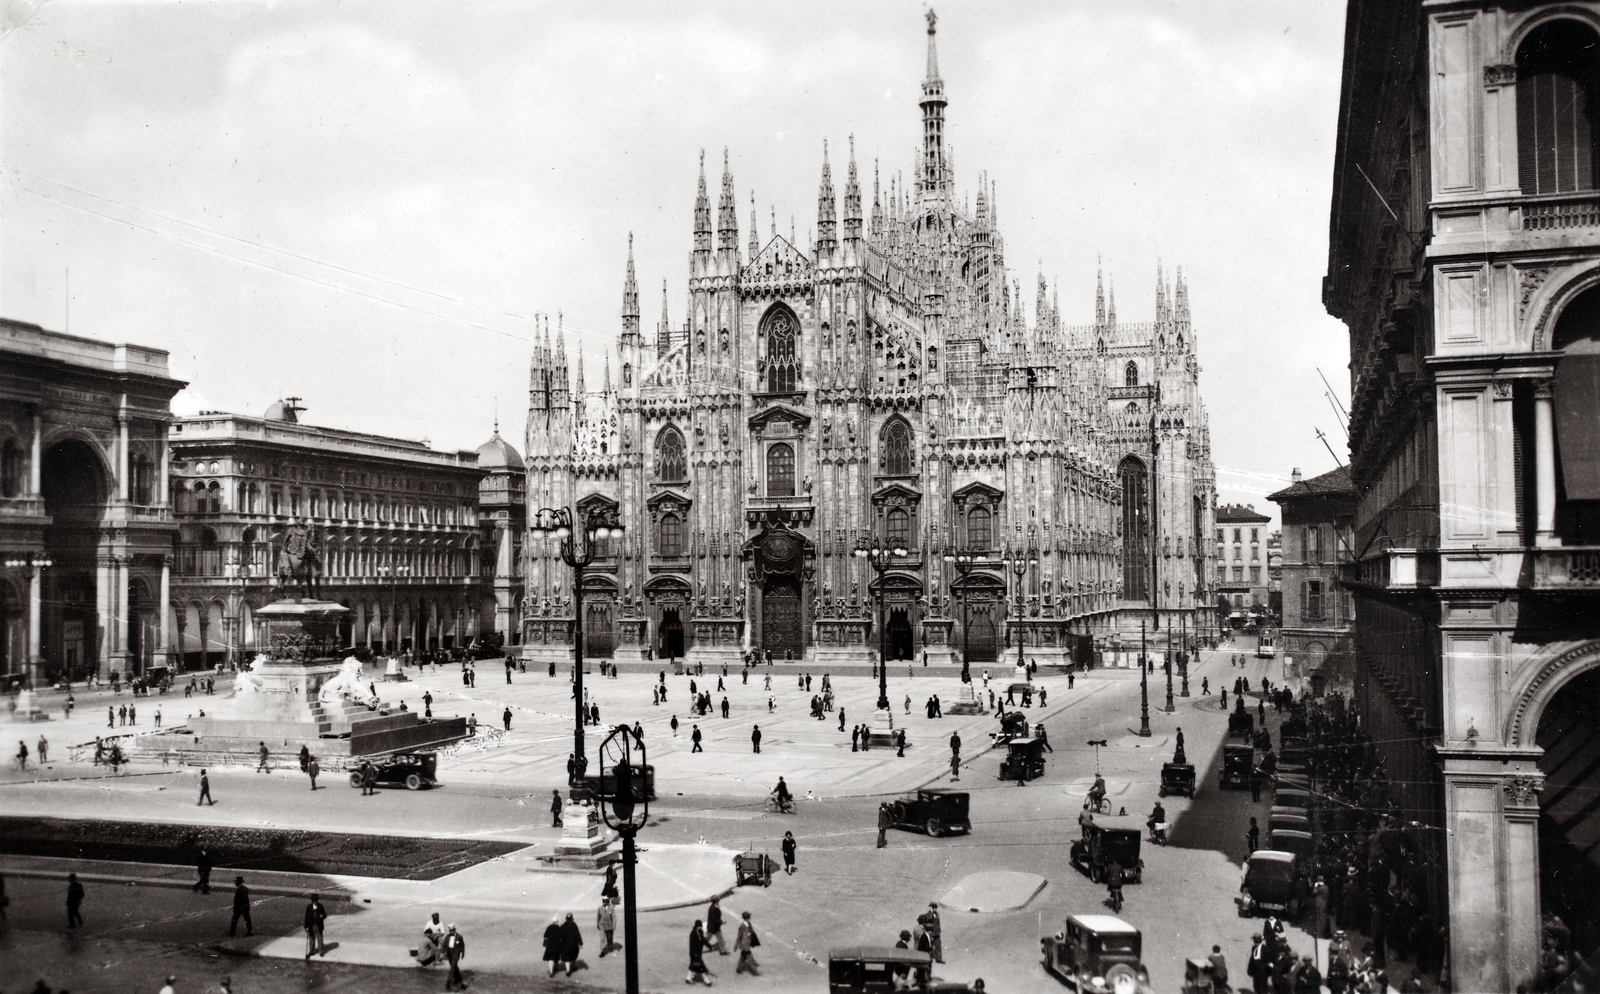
[576,492,619,517]
[646,489,692,514]
[748,236,812,279]
[871,481,923,506]
[951,481,1004,506]
[748,404,811,432]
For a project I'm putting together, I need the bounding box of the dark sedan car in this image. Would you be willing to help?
[347,752,438,790]
[888,789,971,837]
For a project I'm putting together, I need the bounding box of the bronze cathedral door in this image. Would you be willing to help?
[762,582,802,660]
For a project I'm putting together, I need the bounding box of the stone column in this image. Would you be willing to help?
[1502,774,1546,993]
[111,556,131,672]
[27,562,43,687]
[158,555,173,664]
[29,407,42,495]
[158,431,170,506]
[117,409,130,502]
[1535,381,1558,546]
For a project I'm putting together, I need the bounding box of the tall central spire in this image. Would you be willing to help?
[919,9,948,198]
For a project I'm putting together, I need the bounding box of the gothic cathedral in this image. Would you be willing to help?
[521,12,1218,669]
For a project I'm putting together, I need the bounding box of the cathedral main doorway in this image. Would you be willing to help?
[584,601,614,658]
[965,607,999,663]
[660,609,684,660]
[888,608,914,660]
[762,581,803,660]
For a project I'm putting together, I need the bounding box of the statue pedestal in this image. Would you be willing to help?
[946,681,984,715]
[1013,663,1032,684]
[12,689,49,722]
[382,657,406,682]
[867,707,905,748]
[543,802,617,870]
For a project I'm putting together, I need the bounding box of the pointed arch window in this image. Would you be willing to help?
[766,443,795,497]
[1125,361,1139,387]
[880,419,914,476]
[658,512,684,558]
[1518,20,1600,195]
[765,310,799,393]
[655,426,687,482]
[1120,456,1149,601]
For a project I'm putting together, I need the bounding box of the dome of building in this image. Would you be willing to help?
[476,430,523,470]
[263,399,300,423]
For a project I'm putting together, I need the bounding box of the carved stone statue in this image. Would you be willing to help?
[803,476,813,494]
[274,521,321,599]
[318,656,370,706]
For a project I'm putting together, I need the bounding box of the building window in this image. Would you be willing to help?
[1251,546,1259,561]
[1249,566,1261,583]
[655,426,687,482]
[1250,528,1259,542]
[1125,361,1139,387]
[1232,528,1241,542]
[1233,566,1244,581]
[1216,564,1225,582]
[880,419,914,476]
[886,507,910,547]
[1215,528,1223,542]
[1306,525,1324,564]
[0,439,21,498]
[1302,579,1323,621]
[766,443,795,497]
[659,512,684,558]
[967,506,992,550]
[1518,20,1600,196]
[132,455,153,505]
[764,309,799,393]
[1120,456,1149,600]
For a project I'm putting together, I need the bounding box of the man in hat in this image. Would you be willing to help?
[443,923,467,990]
[304,893,327,958]
[735,910,761,975]
[705,896,728,955]
[922,903,944,963]
[229,877,252,937]
[596,896,616,956]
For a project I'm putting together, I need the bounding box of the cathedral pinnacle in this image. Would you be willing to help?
[693,149,711,256]
[717,147,738,253]
[843,135,862,242]
[919,9,948,197]
[925,9,941,85]
[817,139,837,251]
[749,189,759,261]
[658,279,670,358]
[1095,255,1106,329]
[871,158,884,239]
[622,232,639,320]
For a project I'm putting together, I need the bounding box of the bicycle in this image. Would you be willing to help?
[765,792,795,815]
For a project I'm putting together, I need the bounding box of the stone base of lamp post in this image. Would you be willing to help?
[13,689,48,722]
[866,706,904,748]
[946,681,984,715]
[541,800,619,870]
[381,657,407,682]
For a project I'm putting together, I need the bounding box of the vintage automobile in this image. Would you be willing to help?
[1070,816,1144,884]
[888,789,972,838]
[1279,738,1310,767]
[827,946,976,993]
[347,752,438,790]
[1220,743,1255,790]
[1228,710,1255,739]
[1041,914,1148,992]
[1183,956,1222,994]
[1236,849,1303,917]
[999,735,1048,782]
[1274,788,1314,810]
[1159,761,1195,798]
[1268,811,1310,839]
[583,763,657,802]
[1273,772,1311,791]
[1268,829,1319,874]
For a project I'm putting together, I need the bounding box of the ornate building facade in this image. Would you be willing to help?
[1327,2,1600,987]
[521,13,1218,669]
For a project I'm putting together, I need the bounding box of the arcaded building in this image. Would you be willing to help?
[1327,2,1600,987]
[520,13,1219,670]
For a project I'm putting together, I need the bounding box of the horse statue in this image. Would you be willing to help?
[275,520,322,599]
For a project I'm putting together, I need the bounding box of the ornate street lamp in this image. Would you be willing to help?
[1005,546,1038,672]
[375,562,412,655]
[5,552,53,690]
[854,537,906,711]
[942,536,979,684]
[598,724,648,994]
[532,504,625,795]
[1138,619,1152,737]
[1180,608,1191,697]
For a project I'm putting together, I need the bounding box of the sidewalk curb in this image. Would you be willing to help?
[2,866,359,902]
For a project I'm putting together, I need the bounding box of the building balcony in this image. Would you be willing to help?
[1340,548,1439,591]
[1531,547,1600,590]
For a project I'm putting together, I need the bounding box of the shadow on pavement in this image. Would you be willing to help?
[1165,696,1270,867]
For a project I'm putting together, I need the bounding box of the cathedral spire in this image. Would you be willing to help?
[1095,255,1106,329]
[716,147,738,254]
[622,233,639,323]
[603,350,612,393]
[692,149,711,258]
[657,279,670,358]
[1156,260,1167,328]
[552,313,570,409]
[870,158,884,240]
[843,135,862,243]
[1109,276,1117,330]
[816,139,837,252]
[919,9,948,198]
[748,189,759,261]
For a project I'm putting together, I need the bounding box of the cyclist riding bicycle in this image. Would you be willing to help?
[1106,859,1126,910]
[1147,801,1167,842]
[1088,774,1107,812]
[772,776,794,814]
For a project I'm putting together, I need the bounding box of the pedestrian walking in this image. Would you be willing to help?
[14,740,27,771]
[108,706,115,728]
[1210,945,1229,989]
[543,915,564,975]
[1312,876,1330,938]
[781,830,797,874]
[877,802,891,848]
[299,745,311,772]
[551,790,564,827]
[360,760,377,795]
[596,896,616,956]
[601,860,619,901]
[129,705,136,725]
[751,724,762,753]
[119,704,127,726]
[306,755,320,790]
[735,910,761,975]
[37,735,48,764]
[1202,677,1210,695]
[706,897,728,954]
[443,923,467,991]
[196,767,215,806]
[1250,765,1264,802]
[720,696,730,718]
[229,876,252,937]
[154,708,161,727]
[1247,816,1260,853]
[194,849,212,893]
[304,893,327,959]
[503,708,512,731]
[558,911,583,975]
[691,725,704,753]
[922,903,944,963]
[896,728,906,758]
[256,742,270,773]
[950,730,961,761]
[951,753,961,781]
[839,707,847,732]
[66,872,85,928]
[1068,671,1075,689]
[687,919,714,985]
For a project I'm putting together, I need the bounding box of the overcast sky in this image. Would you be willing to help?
[2,0,1350,523]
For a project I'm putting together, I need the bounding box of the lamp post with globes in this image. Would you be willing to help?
[1005,545,1038,672]
[375,562,412,656]
[532,504,625,796]
[5,552,52,691]
[854,537,906,711]
[942,534,979,684]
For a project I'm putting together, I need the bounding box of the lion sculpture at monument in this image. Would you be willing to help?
[318,656,371,707]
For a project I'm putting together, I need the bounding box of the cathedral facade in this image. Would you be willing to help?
[520,14,1218,668]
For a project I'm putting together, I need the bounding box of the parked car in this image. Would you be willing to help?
[1070,816,1144,884]
[887,789,971,838]
[1236,850,1304,917]
[1228,711,1255,739]
[1220,743,1255,790]
[347,752,438,790]
[1268,812,1310,839]
[1041,914,1148,991]
[827,946,975,993]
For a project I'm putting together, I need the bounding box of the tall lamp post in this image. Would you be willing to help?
[942,538,979,684]
[1180,609,1190,697]
[598,725,649,994]
[854,537,905,711]
[533,504,625,795]
[376,563,412,654]
[1006,545,1038,672]
[1138,619,1152,736]
[5,552,52,690]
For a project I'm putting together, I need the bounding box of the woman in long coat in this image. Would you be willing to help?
[687,919,712,985]
[557,912,583,974]
[542,916,563,976]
